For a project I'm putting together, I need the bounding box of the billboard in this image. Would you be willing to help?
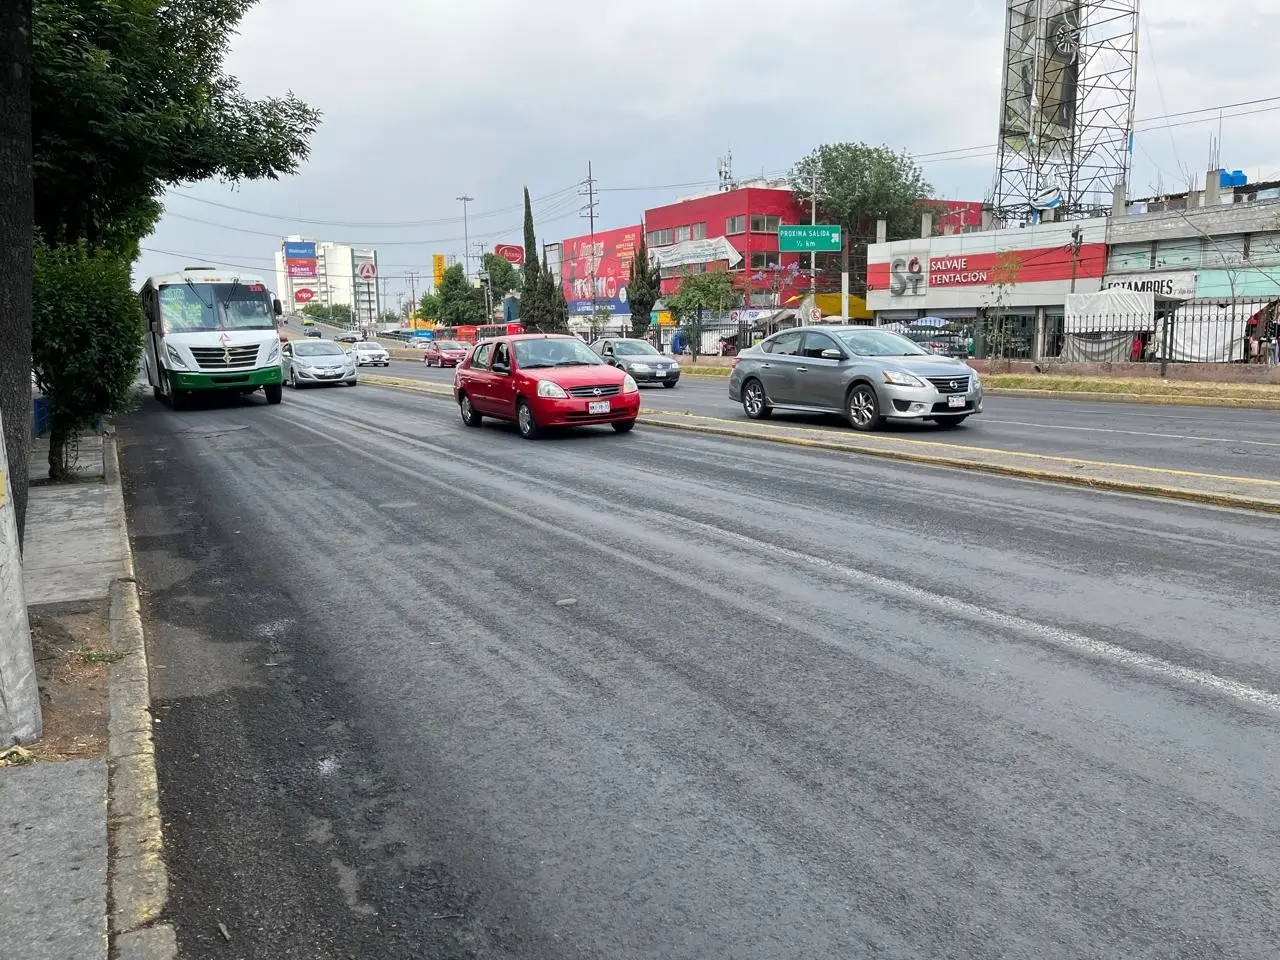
[494,243,525,265]
[283,240,317,279]
[999,0,1080,163]
[432,253,446,288]
[559,225,642,315]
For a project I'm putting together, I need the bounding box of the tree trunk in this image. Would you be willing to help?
[0,0,33,546]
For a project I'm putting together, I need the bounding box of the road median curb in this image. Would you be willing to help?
[981,387,1280,409]
[633,413,1280,515]
[103,438,176,960]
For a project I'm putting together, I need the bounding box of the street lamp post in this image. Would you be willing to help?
[457,195,473,278]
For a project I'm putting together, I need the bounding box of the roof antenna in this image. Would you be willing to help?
[717,149,735,192]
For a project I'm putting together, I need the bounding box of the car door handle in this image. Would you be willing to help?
[796,366,808,373]
[760,362,773,368]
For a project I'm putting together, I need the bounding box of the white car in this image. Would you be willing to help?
[352,340,390,366]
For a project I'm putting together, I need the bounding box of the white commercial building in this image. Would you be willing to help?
[274,237,380,326]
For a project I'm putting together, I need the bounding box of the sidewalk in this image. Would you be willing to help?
[0,432,174,960]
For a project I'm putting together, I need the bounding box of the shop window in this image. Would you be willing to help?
[1107,242,1152,272]
[750,215,780,233]
[725,215,746,235]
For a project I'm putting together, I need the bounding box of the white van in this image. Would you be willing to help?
[140,267,285,408]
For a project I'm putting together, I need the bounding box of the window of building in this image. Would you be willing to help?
[1107,242,1152,272]
[692,222,706,240]
[1153,238,1199,270]
[1249,231,1280,266]
[1203,234,1246,267]
[750,215,781,233]
[725,215,746,235]
[647,228,674,247]
[675,225,691,243]
[750,251,780,270]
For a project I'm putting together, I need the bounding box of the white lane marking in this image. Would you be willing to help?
[981,418,1280,449]
[669,514,1280,714]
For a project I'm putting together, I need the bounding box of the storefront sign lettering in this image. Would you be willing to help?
[889,255,926,296]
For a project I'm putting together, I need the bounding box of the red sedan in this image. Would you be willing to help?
[424,339,470,367]
[453,334,641,439]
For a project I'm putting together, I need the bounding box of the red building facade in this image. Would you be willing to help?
[642,182,809,307]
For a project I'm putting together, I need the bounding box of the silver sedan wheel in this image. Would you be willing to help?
[742,379,770,419]
[847,385,881,430]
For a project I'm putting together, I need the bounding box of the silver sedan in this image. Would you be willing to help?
[728,326,982,430]
[282,339,358,388]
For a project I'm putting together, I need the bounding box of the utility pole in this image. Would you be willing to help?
[580,162,599,317]
[457,195,473,278]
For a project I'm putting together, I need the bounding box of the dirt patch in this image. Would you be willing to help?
[27,600,113,762]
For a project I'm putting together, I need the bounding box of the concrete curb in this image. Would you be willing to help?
[634,415,1280,514]
[102,438,176,960]
[359,374,1280,513]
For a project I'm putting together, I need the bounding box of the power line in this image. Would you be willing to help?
[165,183,581,228]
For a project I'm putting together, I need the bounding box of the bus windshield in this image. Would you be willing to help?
[158,283,276,334]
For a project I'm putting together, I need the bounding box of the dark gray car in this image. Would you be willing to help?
[590,337,681,387]
[727,326,983,431]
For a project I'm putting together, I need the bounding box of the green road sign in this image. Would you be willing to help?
[778,224,842,252]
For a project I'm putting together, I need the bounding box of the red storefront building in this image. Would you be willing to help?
[642,180,809,307]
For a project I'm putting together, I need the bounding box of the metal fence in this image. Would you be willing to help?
[1044,298,1279,366]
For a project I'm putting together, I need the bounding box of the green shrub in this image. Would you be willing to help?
[32,242,143,480]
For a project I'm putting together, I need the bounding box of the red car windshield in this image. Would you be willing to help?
[514,339,604,369]
[436,341,465,350]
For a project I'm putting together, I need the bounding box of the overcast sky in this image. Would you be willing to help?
[135,0,1280,305]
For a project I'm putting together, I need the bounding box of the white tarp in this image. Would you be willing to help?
[1064,289,1156,333]
[650,236,743,271]
[0,408,40,745]
[1059,334,1135,363]
[1153,313,1250,363]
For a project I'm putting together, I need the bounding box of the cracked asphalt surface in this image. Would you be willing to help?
[120,382,1280,959]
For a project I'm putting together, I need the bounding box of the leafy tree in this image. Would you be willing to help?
[0,0,34,542]
[436,263,485,325]
[418,291,441,320]
[981,252,1024,362]
[790,143,933,297]
[588,305,612,340]
[627,233,661,338]
[519,186,543,328]
[481,252,522,302]
[664,269,739,363]
[32,0,320,254]
[299,302,352,325]
[32,242,143,479]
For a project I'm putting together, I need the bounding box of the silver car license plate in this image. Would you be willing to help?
[947,394,965,408]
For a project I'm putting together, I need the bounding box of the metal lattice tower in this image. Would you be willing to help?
[992,0,1139,222]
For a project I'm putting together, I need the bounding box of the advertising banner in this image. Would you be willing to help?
[1104,272,1197,299]
[433,254,446,288]
[284,240,318,279]
[559,224,642,315]
[649,236,743,272]
[494,243,525,265]
[999,0,1080,163]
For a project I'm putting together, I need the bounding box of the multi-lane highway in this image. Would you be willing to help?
[120,380,1280,959]
[387,357,1280,479]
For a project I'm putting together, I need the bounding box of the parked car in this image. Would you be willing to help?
[903,329,968,358]
[352,340,390,366]
[335,332,360,344]
[590,337,680,387]
[453,334,641,439]
[425,339,470,367]
[282,339,357,388]
[728,326,982,430]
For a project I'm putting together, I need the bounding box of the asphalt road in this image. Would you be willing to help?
[387,359,1280,480]
[120,382,1280,959]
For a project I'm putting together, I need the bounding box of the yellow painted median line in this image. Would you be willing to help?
[649,411,1280,488]
[634,416,1280,514]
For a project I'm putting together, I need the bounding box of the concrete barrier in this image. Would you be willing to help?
[0,408,40,745]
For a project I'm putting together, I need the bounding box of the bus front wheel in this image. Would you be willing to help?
[264,384,283,405]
